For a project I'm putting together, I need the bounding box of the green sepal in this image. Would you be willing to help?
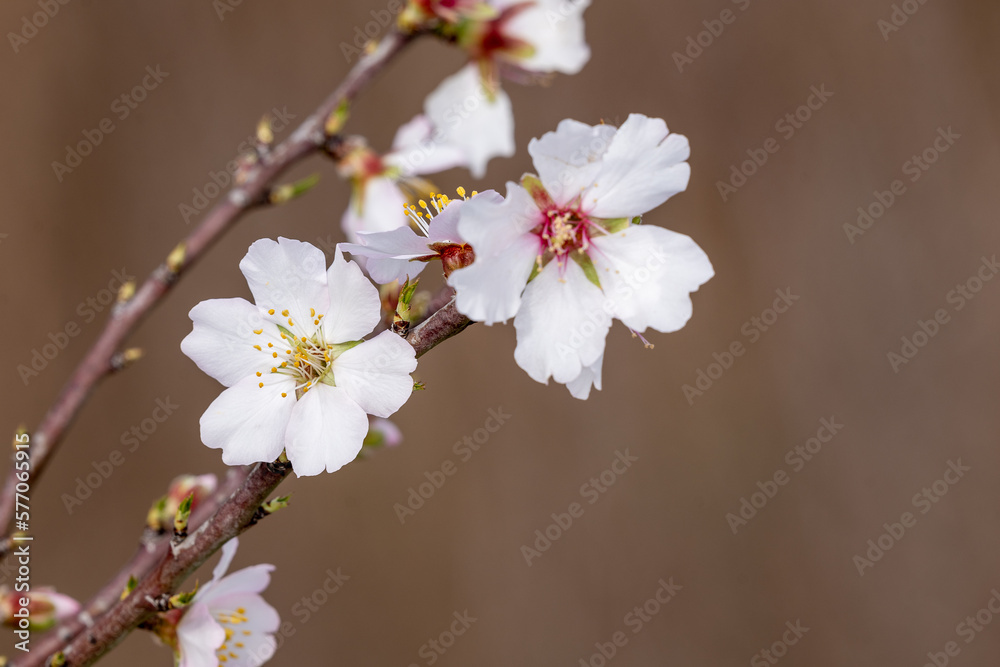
[526,261,542,284]
[571,252,602,290]
[600,217,630,233]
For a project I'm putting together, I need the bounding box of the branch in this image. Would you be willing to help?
[0,30,418,538]
[26,468,249,659]
[14,299,472,667]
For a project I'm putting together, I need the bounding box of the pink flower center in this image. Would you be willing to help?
[536,208,592,261]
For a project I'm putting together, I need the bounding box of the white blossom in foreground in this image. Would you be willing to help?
[174,538,279,667]
[181,238,417,475]
[340,115,467,240]
[424,0,591,177]
[339,187,500,285]
[448,114,714,399]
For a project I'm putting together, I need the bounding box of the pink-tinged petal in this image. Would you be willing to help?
[322,252,382,343]
[341,177,409,240]
[203,564,275,603]
[450,186,538,324]
[425,64,515,178]
[529,119,617,207]
[503,0,591,75]
[48,592,80,621]
[332,331,417,418]
[176,603,227,667]
[239,238,330,330]
[590,225,713,333]
[566,354,603,400]
[513,259,610,385]
[586,114,691,218]
[386,114,470,176]
[285,384,370,476]
[181,298,277,388]
[368,417,403,448]
[200,375,296,466]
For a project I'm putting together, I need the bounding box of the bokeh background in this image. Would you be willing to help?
[2,0,999,664]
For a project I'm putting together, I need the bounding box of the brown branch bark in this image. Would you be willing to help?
[0,30,418,539]
[12,299,472,667]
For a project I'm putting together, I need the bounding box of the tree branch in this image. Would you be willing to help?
[25,468,249,660]
[14,299,473,667]
[0,30,418,540]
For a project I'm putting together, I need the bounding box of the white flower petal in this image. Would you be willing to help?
[529,118,617,207]
[586,114,691,218]
[284,384,370,476]
[210,538,239,584]
[177,603,227,667]
[566,354,603,400]
[209,595,279,667]
[341,176,408,240]
[322,252,382,343]
[203,564,275,602]
[200,375,296,466]
[590,225,713,333]
[426,196,470,244]
[181,298,272,388]
[339,227,431,286]
[513,259,610,385]
[386,114,470,176]
[425,64,515,178]
[449,186,539,324]
[503,0,591,75]
[332,331,417,418]
[239,238,330,329]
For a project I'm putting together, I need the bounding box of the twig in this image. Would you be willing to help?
[14,298,472,667]
[0,30,418,541]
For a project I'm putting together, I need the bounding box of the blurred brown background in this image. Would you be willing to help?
[2,0,999,664]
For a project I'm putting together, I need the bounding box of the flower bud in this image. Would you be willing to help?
[147,474,217,533]
[0,587,79,631]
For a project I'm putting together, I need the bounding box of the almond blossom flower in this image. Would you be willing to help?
[448,114,714,399]
[174,538,279,667]
[339,188,500,284]
[339,115,467,240]
[180,238,417,476]
[424,0,591,177]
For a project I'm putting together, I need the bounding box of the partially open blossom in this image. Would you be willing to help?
[0,586,79,631]
[424,0,591,177]
[181,238,418,476]
[448,114,714,399]
[173,538,279,667]
[339,188,498,285]
[339,115,468,240]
